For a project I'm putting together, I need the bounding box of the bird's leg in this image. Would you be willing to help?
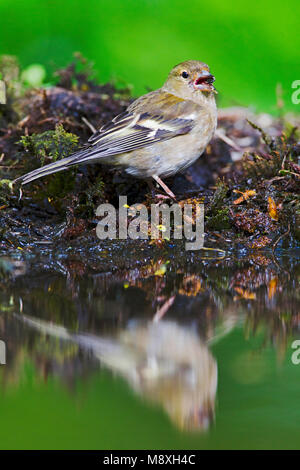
[152,174,176,201]
[153,295,176,322]
[147,178,172,202]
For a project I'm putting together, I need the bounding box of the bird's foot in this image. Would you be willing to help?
[146,191,173,207]
[147,181,176,206]
[151,175,177,202]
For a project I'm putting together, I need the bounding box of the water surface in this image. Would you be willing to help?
[0,248,299,449]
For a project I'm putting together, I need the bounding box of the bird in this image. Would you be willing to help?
[14,313,217,431]
[14,60,217,199]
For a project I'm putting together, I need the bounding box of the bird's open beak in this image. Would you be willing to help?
[193,70,217,93]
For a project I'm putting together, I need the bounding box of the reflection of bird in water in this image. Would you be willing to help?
[13,314,217,431]
[121,321,217,431]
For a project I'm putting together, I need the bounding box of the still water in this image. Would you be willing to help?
[0,247,299,449]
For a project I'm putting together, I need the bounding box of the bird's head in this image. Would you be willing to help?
[164,60,217,99]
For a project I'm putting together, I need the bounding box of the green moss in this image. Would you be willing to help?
[85,175,105,204]
[46,171,76,200]
[205,181,231,230]
[244,120,299,181]
[75,175,105,218]
[20,124,79,167]
[0,179,14,205]
[206,207,231,230]
[284,122,300,142]
[242,151,284,181]
[210,180,229,210]
[19,124,80,199]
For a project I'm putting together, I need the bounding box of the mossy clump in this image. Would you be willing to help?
[20,124,104,213]
[74,175,105,218]
[20,124,79,167]
[240,120,300,182]
[222,120,300,246]
[18,124,79,199]
[0,179,14,205]
[210,180,229,208]
[205,180,231,230]
[206,207,231,231]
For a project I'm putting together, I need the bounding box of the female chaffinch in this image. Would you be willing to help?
[15,60,217,198]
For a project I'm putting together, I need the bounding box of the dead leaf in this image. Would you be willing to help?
[233,189,256,205]
[268,196,278,221]
[234,286,256,301]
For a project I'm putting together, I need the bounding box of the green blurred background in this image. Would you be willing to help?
[0,0,299,112]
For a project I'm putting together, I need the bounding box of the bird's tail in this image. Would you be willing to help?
[14,146,98,185]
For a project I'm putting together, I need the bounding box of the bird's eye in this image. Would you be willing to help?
[181,71,189,79]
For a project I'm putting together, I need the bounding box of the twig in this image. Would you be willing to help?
[281,152,288,170]
[279,170,300,179]
[82,116,97,134]
[266,176,286,186]
[0,165,23,169]
[215,129,242,151]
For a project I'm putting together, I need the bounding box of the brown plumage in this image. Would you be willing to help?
[14,60,217,197]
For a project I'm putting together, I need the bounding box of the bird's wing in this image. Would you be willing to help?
[83,91,199,159]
